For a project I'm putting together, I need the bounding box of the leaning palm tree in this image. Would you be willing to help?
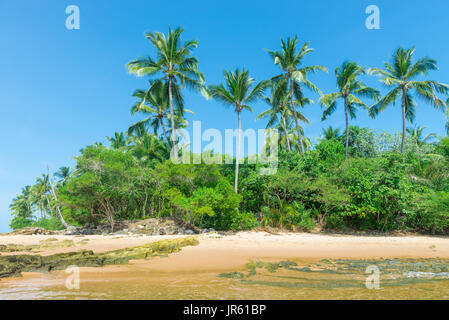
[208,68,270,193]
[127,27,205,160]
[320,61,380,158]
[407,125,437,146]
[369,47,448,153]
[267,36,327,155]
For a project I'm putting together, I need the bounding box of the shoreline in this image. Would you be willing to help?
[2,231,449,299]
[1,231,449,261]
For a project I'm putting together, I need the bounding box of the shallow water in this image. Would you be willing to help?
[1,257,449,299]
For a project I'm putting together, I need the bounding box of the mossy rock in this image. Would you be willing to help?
[0,236,199,278]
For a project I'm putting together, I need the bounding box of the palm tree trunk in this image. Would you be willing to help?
[235,110,241,193]
[160,118,171,149]
[401,88,406,153]
[46,166,71,229]
[168,76,178,160]
[344,97,349,158]
[281,112,291,152]
[290,77,305,156]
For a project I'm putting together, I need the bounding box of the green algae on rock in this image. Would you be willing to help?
[0,236,199,279]
[219,258,449,291]
[0,240,77,253]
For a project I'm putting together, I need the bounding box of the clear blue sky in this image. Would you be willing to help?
[1,0,449,232]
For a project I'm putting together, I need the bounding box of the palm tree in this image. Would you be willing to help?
[321,126,342,141]
[446,98,449,135]
[9,186,34,221]
[369,47,448,153]
[320,61,380,158]
[128,129,170,165]
[54,167,72,185]
[127,27,205,160]
[129,80,194,149]
[107,132,128,150]
[407,125,437,146]
[257,87,293,152]
[208,68,270,193]
[267,36,327,156]
[257,84,313,153]
[129,80,171,147]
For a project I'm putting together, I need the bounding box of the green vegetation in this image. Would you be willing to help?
[9,28,449,234]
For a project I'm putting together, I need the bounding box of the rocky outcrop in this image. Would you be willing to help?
[0,236,199,279]
[0,239,84,253]
[63,218,205,236]
[6,227,58,236]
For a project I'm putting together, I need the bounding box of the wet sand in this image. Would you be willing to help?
[1,232,449,299]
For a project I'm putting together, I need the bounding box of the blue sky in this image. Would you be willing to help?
[1,0,449,232]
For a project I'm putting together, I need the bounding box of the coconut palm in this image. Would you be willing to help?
[129,80,171,147]
[54,167,72,185]
[407,125,437,146]
[257,84,312,153]
[257,87,293,152]
[107,132,128,150]
[128,129,170,165]
[267,36,327,156]
[208,68,270,193]
[127,27,205,160]
[321,126,342,141]
[129,80,194,149]
[320,61,380,158]
[9,186,34,220]
[369,47,448,153]
[31,175,50,219]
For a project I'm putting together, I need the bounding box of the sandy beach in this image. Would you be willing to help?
[2,231,449,300]
[1,231,449,271]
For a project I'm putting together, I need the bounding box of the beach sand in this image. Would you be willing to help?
[1,231,448,270]
[2,232,449,300]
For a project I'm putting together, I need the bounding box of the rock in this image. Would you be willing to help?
[9,227,56,236]
[0,236,200,278]
[184,230,194,235]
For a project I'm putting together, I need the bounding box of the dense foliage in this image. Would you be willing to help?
[8,28,449,234]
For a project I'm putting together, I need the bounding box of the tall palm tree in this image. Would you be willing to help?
[208,68,270,193]
[127,27,205,160]
[107,132,128,150]
[320,61,380,158]
[407,125,437,146]
[267,36,326,156]
[369,47,448,153]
